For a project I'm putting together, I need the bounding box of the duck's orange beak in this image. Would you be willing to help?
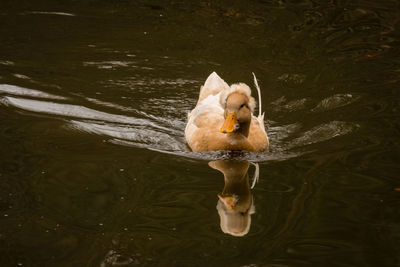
[220,112,237,133]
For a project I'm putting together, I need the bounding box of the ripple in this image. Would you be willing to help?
[268,122,303,142]
[0,85,357,163]
[288,121,359,148]
[0,84,66,100]
[13,74,31,80]
[1,96,160,126]
[0,93,186,152]
[22,11,76,17]
[287,239,357,256]
[141,149,303,163]
[270,96,309,113]
[70,120,185,152]
[83,61,134,70]
[312,93,360,112]
[107,77,199,91]
[85,97,138,112]
[0,60,14,66]
[101,250,140,266]
[277,74,306,84]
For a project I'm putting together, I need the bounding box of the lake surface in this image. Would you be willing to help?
[1,0,399,266]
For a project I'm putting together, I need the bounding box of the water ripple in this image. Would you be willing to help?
[270,96,309,113]
[2,96,167,129]
[0,60,15,66]
[71,120,185,152]
[0,84,66,100]
[312,93,360,112]
[0,84,360,162]
[288,121,359,148]
[83,61,134,70]
[21,11,76,17]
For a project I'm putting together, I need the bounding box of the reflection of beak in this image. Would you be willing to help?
[218,194,238,210]
[220,112,237,133]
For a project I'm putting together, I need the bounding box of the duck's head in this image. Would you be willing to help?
[220,83,255,136]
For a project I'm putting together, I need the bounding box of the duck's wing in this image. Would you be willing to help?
[197,72,230,104]
[185,92,225,149]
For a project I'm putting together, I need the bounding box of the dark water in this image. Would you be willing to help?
[1,0,400,266]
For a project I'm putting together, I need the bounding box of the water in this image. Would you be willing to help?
[1,0,399,266]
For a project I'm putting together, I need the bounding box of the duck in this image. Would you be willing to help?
[185,72,269,152]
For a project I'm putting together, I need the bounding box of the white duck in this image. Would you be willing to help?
[185,72,269,152]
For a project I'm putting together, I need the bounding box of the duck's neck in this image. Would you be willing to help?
[238,121,250,137]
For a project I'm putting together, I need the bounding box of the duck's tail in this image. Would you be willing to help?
[252,73,266,132]
[252,72,263,118]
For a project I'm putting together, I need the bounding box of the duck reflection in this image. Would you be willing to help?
[209,160,258,237]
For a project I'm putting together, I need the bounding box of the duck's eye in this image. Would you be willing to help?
[240,104,246,109]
